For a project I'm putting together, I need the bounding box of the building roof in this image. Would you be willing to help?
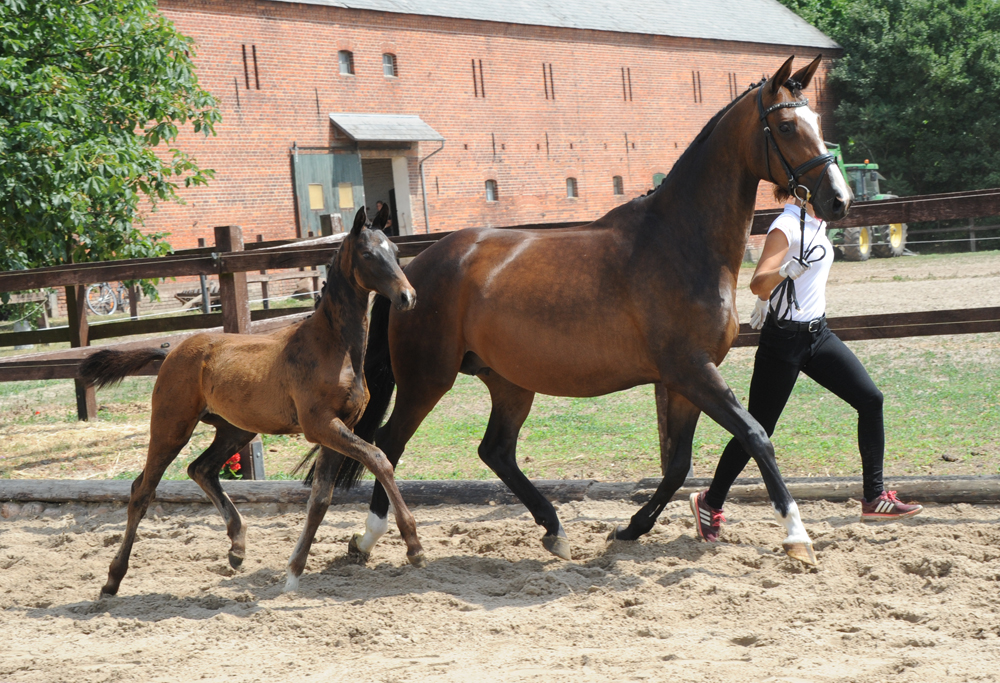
[329,113,445,142]
[280,0,838,50]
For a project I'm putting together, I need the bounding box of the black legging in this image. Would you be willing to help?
[706,319,885,509]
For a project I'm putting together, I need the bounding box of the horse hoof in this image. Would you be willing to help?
[283,571,300,593]
[347,533,371,564]
[606,525,634,542]
[783,542,819,566]
[99,585,117,598]
[407,551,427,568]
[542,534,572,560]
[228,549,245,569]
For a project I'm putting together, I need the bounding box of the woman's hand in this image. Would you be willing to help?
[750,297,769,330]
[779,258,810,280]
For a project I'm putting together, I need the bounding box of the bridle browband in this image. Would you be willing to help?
[756,78,835,203]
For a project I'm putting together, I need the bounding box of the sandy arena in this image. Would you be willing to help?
[1,498,998,682]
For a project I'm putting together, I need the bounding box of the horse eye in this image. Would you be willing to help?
[779,123,792,134]
[362,252,374,260]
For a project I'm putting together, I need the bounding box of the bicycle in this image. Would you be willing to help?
[85,282,130,316]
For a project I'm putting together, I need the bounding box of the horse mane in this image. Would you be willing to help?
[646,77,802,198]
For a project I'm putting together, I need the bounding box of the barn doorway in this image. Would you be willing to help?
[361,158,400,237]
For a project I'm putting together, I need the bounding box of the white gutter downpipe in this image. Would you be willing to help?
[418,141,445,234]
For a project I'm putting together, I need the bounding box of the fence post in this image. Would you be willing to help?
[66,284,97,421]
[213,225,263,479]
[969,218,977,253]
[653,384,694,480]
[257,234,269,310]
[214,225,251,335]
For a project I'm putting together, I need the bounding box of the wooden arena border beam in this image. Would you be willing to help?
[3,188,1000,294]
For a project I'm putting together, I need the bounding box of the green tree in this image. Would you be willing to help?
[780,0,1000,196]
[0,0,219,300]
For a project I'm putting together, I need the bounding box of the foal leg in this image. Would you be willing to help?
[609,386,701,541]
[102,404,203,596]
[668,361,816,565]
[186,415,256,569]
[306,416,425,567]
[284,448,339,592]
[477,372,571,560]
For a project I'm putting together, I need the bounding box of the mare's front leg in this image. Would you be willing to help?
[669,360,816,565]
[186,415,256,569]
[284,448,339,592]
[297,414,425,575]
[609,386,700,541]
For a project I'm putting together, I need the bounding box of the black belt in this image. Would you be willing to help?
[766,314,826,333]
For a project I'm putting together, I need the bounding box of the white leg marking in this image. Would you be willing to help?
[283,569,300,593]
[356,510,389,554]
[773,501,812,545]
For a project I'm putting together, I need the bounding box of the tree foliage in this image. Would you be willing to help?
[780,0,1000,196]
[0,0,219,298]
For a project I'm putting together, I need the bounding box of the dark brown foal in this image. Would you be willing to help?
[80,206,424,597]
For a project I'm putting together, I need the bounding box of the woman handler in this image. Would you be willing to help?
[690,188,922,542]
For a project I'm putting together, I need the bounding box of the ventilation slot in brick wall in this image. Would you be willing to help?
[621,67,633,101]
[692,70,703,103]
[543,63,555,100]
[242,45,260,89]
[727,72,739,100]
[472,59,486,98]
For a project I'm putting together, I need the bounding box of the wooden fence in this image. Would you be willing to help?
[2,187,999,420]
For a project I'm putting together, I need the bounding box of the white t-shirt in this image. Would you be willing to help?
[767,203,834,322]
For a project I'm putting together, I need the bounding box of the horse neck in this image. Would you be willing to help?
[315,248,370,351]
[649,105,762,275]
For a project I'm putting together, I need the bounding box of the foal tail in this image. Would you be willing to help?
[297,295,396,490]
[78,348,168,389]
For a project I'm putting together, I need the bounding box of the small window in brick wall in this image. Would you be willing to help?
[383,53,398,78]
[566,177,578,198]
[485,179,498,202]
[339,50,355,75]
[613,176,624,195]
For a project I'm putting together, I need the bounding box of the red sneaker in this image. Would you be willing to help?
[861,490,923,522]
[690,490,725,542]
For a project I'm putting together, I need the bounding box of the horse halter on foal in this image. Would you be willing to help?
[756,78,835,324]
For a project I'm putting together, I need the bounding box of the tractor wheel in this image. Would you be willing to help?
[840,226,871,261]
[872,223,907,258]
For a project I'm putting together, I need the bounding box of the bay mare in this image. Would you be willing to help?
[318,56,853,567]
[79,206,425,596]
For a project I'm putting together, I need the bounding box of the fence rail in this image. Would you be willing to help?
[2,187,999,427]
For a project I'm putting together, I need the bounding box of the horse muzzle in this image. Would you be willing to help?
[394,287,417,312]
[813,167,853,223]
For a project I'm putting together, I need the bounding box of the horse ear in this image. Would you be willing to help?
[370,203,390,231]
[770,56,795,95]
[350,206,367,237]
[790,54,822,90]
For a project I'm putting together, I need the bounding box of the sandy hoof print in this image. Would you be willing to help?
[347,533,371,563]
[783,541,819,566]
[542,534,572,560]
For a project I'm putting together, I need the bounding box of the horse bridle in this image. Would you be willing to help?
[756,78,835,203]
[756,78,835,325]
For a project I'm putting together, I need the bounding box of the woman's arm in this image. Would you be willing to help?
[749,230,791,299]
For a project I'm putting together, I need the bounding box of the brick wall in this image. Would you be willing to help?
[152,0,839,248]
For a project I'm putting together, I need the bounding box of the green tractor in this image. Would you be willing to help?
[825,143,907,260]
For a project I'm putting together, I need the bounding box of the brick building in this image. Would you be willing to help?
[152,0,840,247]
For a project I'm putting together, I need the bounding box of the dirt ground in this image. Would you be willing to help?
[1,498,998,682]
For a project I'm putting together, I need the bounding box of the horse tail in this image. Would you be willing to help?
[78,348,168,389]
[299,295,396,490]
